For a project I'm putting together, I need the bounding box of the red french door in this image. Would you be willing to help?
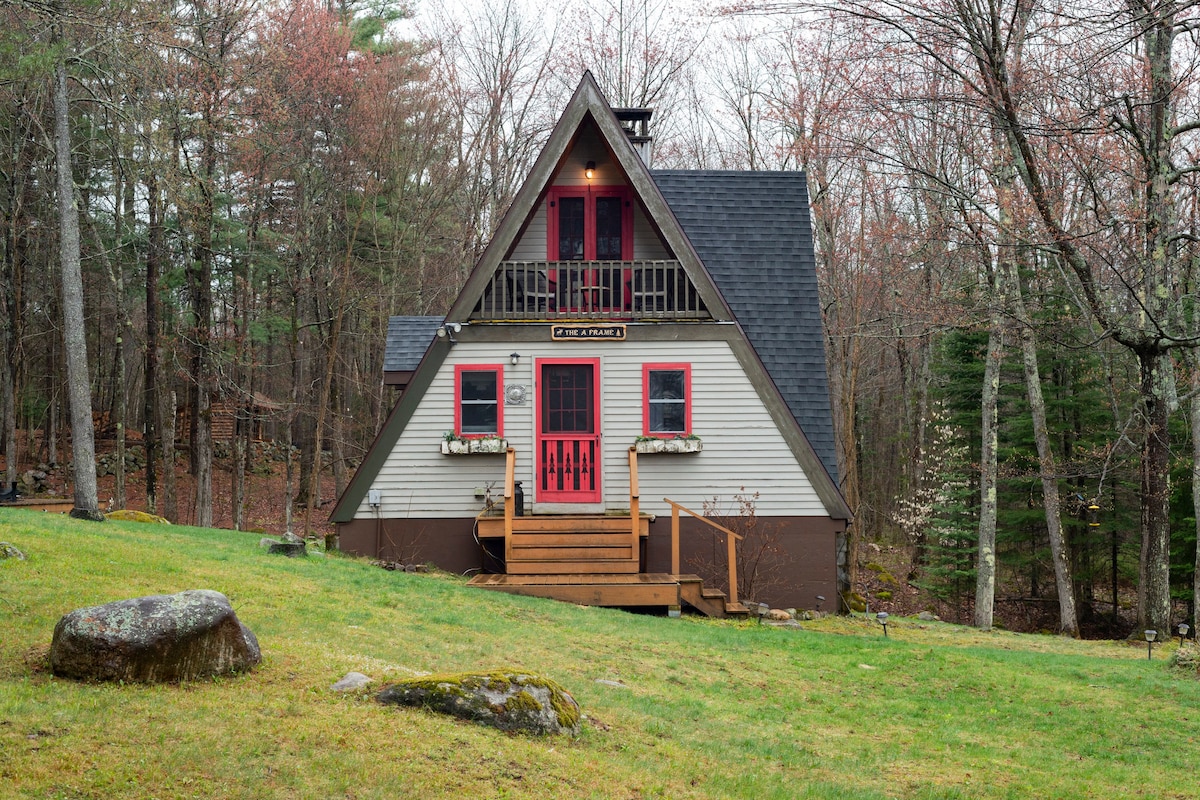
[537,359,601,503]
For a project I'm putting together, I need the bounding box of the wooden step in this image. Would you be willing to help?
[505,559,640,575]
[677,575,729,618]
[469,572,681,607]
[509,531,635,547]
[509,546,633,561]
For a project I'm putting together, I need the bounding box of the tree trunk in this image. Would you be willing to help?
[1191,360,1200,631]
[1138,351,1173,635]
[53,56,100,520]
[974,318,1003,630]
[162,390,177,523]
[1017,319,1078,636]
[143,176,161,514]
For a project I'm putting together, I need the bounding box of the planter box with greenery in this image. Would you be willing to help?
[441,437,507,455]
[634,436,702,454]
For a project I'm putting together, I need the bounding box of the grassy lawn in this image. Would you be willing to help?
[1,509,1197,799]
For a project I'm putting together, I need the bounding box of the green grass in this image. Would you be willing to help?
[2,509,1199,799]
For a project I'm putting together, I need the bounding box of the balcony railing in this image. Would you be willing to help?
[472,260,709,321]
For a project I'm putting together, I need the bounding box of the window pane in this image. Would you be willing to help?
[461,372,496,401]
[558,197,585,260]
[649,370,685,400]
[595,196,623,260]
[650,402,686,433]
[462,403,497,434]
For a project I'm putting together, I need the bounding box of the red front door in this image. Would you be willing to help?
[537,359,601,503]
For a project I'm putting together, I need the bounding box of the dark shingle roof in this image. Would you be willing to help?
[651,170,839,484]
[385,316,444,373]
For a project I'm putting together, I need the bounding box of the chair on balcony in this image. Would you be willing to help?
[632,265,674,312]
[510,266,553,314]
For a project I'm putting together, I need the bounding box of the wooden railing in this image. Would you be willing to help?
[503,447,516,565]
[628,447,640,566]
[664,498,743,608]
[473,260,708,321]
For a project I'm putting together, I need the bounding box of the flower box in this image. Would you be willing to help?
[634,437,702,454]
[441,438,508,455]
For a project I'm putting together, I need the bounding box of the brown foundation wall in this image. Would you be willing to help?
[337,514,845,609]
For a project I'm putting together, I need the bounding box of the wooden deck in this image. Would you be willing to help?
[467,572,747,617]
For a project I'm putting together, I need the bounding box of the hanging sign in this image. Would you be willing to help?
[550,324,627,341]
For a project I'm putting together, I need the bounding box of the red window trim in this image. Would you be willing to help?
[546,185,633,261]
[642,363,692,437]
[454,364,504,438]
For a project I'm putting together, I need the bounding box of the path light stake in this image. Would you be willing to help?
[1145,629,1157,660]
[815,595,825,613]
[876,611,889,638]
[1179,623,1190,648]
[756,603,769,625]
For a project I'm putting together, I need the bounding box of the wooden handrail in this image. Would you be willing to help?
[664,497,743,608]
[628,447,640,564]
[504,448,516,565]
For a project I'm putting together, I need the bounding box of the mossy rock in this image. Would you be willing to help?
[847,592,867,613]
[876,590,893,601]
[106,509,170,525]
[377,670,581,736]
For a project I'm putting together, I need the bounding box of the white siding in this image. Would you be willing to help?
[355,336,828,520]
[509,205,547,260]
[633,205,669,259]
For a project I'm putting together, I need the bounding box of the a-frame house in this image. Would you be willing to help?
[330,73,852,615]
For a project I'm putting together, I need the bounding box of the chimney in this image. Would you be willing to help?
[613,108,653,167]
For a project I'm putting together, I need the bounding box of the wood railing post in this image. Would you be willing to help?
[628,447,640,566]
[504,448,515,566]
[727,531,738,608]
[671,506,680,576]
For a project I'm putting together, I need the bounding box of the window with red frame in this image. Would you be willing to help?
[643,363,691,436]
[455,365,504,437]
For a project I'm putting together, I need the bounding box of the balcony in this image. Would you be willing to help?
[472,260,710,321]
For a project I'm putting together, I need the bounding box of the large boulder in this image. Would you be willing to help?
[377,670,581,736]
[50,590,260,683]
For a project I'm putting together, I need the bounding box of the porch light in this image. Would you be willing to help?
[876,611,889,638]
[510,352,520,366]
[1179,623,1190,647]
[1145,629,1157,660]
[585,160,596,180]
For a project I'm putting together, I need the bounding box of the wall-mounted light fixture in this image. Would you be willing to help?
[585,160,596,181]
[436,321,462,344]
[510,352,520,366]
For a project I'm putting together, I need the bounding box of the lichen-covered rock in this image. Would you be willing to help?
[377,670,581,736]
[259,535,306,557]
[0,542,27,560]
[50,590,260,683]
[105,509,170,525]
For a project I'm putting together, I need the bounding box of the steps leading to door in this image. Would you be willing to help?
[506,527,638,574]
